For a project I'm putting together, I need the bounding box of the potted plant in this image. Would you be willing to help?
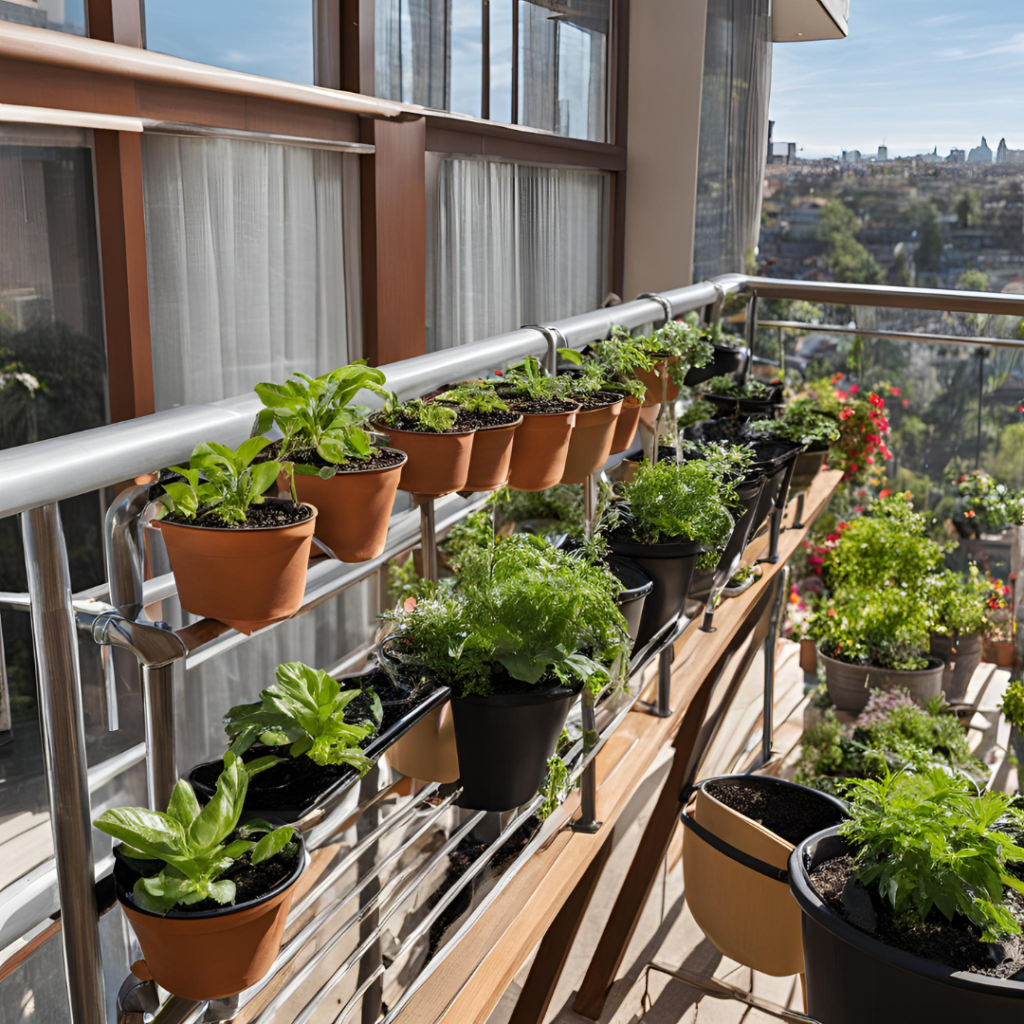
[683,319,747,387]
[983,576,1017,668]
[496,356,580,491]
[384,533,628,811]
[186,661,383,822]
[927,567,989,703]
[95,754,304,1000]
[702,374,781,419]
[254,364,405,562]
[681,775,845,978]
[432,381,522,492]
[603,458,736,647]
[554,362,624,483]
[950,469,1023,539]
[1000,678,1024,767]
[155,438,317,634]
[633,319,713,403]
[790,768,1024,1022]
[372,397,476,497]
[747,397,840,492]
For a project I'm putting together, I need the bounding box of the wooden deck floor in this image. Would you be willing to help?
[485,640,1017,1024]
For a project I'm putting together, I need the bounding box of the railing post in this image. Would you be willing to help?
[571,689,601,834]
[761,566,789,765]
[584,472,598,541]
[743,291,758,383]
[143,662,180,811]
[21,503,106,1024]
[419,499,439,583]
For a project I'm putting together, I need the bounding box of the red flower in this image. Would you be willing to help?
[965,509,976,519]
[854,505,865,512]
[1018,404,1024,413]
[839,408,854,421]
[889,386,901,396]
[827,533,839,543]
[849,463,859,473]
[827,608,837,617]
[879,489,892,499]
[865,456,874,464]
[902,398,910,407]
[493,369,504,377]
[849,385,860,395]
[403,597,418,611]
[838,522,849,530]
[868,393,884,409]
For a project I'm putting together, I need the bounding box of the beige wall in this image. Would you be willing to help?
[623,0,709,298]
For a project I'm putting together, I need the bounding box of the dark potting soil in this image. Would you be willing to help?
[810,854,1024,979]
[704,777,844,846]
[453,408,521,431]
[374,410,469,435]
[497,391,579,415]
[575,391,622,412]
[272,443,406,474]
[163,501,312,530]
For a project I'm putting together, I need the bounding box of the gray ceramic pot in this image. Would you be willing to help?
[819,649,944,713]
[928,632,983,704]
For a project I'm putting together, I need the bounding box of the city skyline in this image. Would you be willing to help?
[770,0,1024,159]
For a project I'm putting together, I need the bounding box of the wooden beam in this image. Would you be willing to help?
[340,0,376,96]
[360,117,428,365]
[93,129,155,421]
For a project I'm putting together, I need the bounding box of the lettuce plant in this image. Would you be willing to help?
[254,363,390,471]
[160,438,283,525]
[224,662,382,773]
[94,753,295,915]
[379,397,458,433]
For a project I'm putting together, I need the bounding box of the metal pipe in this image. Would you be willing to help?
[572,690,601,833]
[584,472,597,541]
[20,503,105,1024]
[656,645,673,718]
[419,500,439,583]
[743,292,758,383]
[636,292,674,326]
[762,567,790,765]
[88,741,147,793]
[142,662,179,810]
[756,318,1024,351]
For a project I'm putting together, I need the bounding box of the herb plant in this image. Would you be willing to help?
[160,438,284,525]
[747,399,840,447]
[492,484,585,540]
[94,753,296,915]
[435,381,510,414]
[634,320,713,387]
[1001,679,1024,732]
[703,375,773,400]
[224,661,382,773]
[538,755,576,820]
[928,566,989,637]
[840,768,1024,942]
[254,363,390,471]
[499,355,569,402]
[558,345,646,400]
[379,397,459,433]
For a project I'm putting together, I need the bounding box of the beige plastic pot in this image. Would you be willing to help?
[610,395,642,453]
[560,396,623,483]
[681,776,846,978]
[819,649,944,713]
[385,700,460,782]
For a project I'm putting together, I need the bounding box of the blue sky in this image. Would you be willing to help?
[770,0,1024,158]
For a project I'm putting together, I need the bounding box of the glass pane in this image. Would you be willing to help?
[450,0,482,117]
[0,0,86,35]
[143,0,315,84]
[489,0,513,123]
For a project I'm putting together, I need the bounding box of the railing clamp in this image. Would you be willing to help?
[117,970,159,1024]
[90,610,188,669]
[636,292,675,327]
[521,323,569,375]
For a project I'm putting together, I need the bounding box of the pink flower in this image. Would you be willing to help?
[849,385,860,395]
[902,399,910,407]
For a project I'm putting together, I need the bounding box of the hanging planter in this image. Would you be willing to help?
[635,356,681,403]
[681,775,845,978]
[560,393,623,483]
[702,377,782,420]
[788,446,829,495]
[800,637,818,674]
[819,649,944,713]
[504,401,579,491]
[610,394,642,453]
[154,439,316,635]
[683,342,748,387]
[928,632,983,703]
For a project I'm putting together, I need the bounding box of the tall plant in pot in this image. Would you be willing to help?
[384,533,628,812]
[254,363,404,562]
[95,754,304,1000]
[553,360,625,483]
[155,438,316,634]
[927,567,989,703]
[790,768,1024,1022]
[633,319,713,404]
[1000,679,1024,768]
[578,330,656,451]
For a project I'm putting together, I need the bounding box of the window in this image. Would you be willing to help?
[0,0,86,35]
[140,134,362,410]
[143,0,315,84]
[428,156,610,350]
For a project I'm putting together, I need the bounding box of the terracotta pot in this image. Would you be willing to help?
[819,649,944,713]
[561,397,623,484]
[386,700,460,783]
[292,451,406,562]
[609,395,642,454]
[682,776,845,978]
[156,504,316,635]
[115,840,306,1000]
[929,632,983,703]
[800,637,818,675]
[462,417,523,492]
[507,407,578,492]
[635,357,680,403]
[983,635,1017,668]
[375,423,475,498]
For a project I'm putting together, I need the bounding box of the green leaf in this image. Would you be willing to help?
[247,460,282,500]
[162,481,198,519]
[251,826,295,865]
[94,808,188,862]
[244,754,284,777]
[222,839,255,859]
[187,752,248,854]
[131,878,179,915]
[236,435,272,468]
[166,779,201,829]
[316,437,350,465]
[207,879,237,905]
[557,347,583,365]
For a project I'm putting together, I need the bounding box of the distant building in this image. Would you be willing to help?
[996,138,1024,164]
[968,137,993,163]
[948,148,966,164]
[918,147,943,164]
[841,149,862,164]
[876,145,888,162]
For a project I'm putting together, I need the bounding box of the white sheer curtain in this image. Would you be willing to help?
[141,135,362,411]
[374,0,450,108]
[428,157,610,351]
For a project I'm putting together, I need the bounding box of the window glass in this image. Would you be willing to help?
[489,0,514,124]
[143,0,315,84]
[450,0,482,117]
[0,0,85,35]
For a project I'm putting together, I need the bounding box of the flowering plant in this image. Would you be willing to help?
[950,469,1023,536]
[984,575,1015,641]
[927,566,990,638]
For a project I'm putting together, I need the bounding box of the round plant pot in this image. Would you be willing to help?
[507,408,578,492]
[682,776,845,978]
[608,537,703,649]
[789,447,828,495]
[610,395,642,454]
[819,649,944,713]
[606,555,654,645]
[293,450,406,562]
[450,683,578,812]
[800,637,818,675]
[983,636,1017,668]
[462,416,523,492]
[561,396,623,484]
[790,828,1024,1022]
[683,343,748,387]
[375,422,476,498]
[156,504,317,635]
[929,632,983,703]
[386,700,460,783]
[636,357,680,403]
[114,838,307,1000]
[704,391,779,421]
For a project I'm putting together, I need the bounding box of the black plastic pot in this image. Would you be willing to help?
[684,343,748,386]
[790,828,1024,1021]
[704,391,781,421]
[789,446,828,495]
[607,537,703,648]
[606,555,654,645]
[450,682,579,812]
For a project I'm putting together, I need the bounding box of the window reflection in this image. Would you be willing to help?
[0,0,86,35]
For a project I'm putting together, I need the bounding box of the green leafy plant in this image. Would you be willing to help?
[224,662,382,772]
[677,396,717,428]
[94,753,295,915]
[160,438,284,525]
[559,344,646,400]
[841,768,1024,942]
[927,566,989,637]
[435,381,510,414]
[951,469,1024,533]
[747,399,840,448]
[254,363,390,472]
[1001,679,1024,732]
[492,484,586,540]
[634,319,713,387]
[379,397,459,433]
[441,508,496,569]
[499,355,570,402]
[538,754,576,820]
[703,374,773,400]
